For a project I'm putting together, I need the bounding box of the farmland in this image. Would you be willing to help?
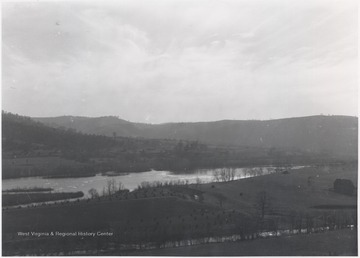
[2,164,357,255]
[2,112,358,255]
[192,163,357,213]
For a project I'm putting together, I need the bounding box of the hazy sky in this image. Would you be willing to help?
[2,0,358,123]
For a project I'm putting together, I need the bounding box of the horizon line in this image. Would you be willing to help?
[3,110,358,125]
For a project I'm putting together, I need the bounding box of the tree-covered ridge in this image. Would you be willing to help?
[2,111,222,178]
[35,114,358,158]
[3,111,178,157]
[2,111,118,152]
[2,111,349,179]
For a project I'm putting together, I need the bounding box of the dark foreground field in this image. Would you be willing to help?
[2,163,357,256]
[130,228,357,256]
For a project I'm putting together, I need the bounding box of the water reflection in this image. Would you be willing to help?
[2,166,302,197]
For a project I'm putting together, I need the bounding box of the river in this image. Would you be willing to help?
[2,166,304,198]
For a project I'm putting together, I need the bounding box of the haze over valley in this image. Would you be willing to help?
[34,114,357,158]
[2,0,357,256]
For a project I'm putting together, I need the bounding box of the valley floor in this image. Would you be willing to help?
[2,163,357,256]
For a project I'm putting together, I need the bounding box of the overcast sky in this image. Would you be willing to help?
[2,0,358,123]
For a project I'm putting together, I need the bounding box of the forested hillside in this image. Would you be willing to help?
[34,115,358,158]
[3,111,352,179]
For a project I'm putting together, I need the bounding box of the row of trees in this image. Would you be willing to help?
[137,179,191,190]
[88,179,126,198]
[252,190,357,235]
[211,166,293,183]
[213,168,236,182]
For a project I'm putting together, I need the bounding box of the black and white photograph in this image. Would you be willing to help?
[2,0,358,256]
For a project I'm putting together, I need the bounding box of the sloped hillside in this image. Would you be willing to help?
[2,111,117,153]
[34,115,358,158]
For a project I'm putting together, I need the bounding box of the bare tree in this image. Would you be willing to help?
[88,188,99,199]
[138,181,150,189]
[220,168,229,182]
[106,178,117,196]
[219,168,236,182]
[254,167,264,176]
[255,191,271,220]
[244,168,252,177]
[213,170,221,182]
[195,177,202,187]
[274,167,282,173]
[289,210,297,233]
[229,168,236,181]
[305,213,314,233]
[118,181,125,191]
[296,212,303,234]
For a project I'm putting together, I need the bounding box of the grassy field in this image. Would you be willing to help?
[130,228,357,256]
[3,197,219,232]
[191,163,357,215]
[2,163,357,255]
[3,195,235,255]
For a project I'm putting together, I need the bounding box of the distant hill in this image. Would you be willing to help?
[3,111,356,178]
[2,112,117,153]
[34,115,358,158]
[2,112,178,155]
[2,111,193,178]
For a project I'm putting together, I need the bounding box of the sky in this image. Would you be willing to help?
[2,0,358,123]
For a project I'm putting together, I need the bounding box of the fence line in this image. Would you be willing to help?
[55,224,355,256]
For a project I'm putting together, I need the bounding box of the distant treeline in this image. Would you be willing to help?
[2,111,350,179]
[2,111,119,153]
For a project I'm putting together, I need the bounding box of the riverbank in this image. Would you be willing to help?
[2,191,84,206]
[2,163,357,255]
[2,186,54,192]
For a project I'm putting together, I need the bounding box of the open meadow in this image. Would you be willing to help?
[193,163,357,213]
